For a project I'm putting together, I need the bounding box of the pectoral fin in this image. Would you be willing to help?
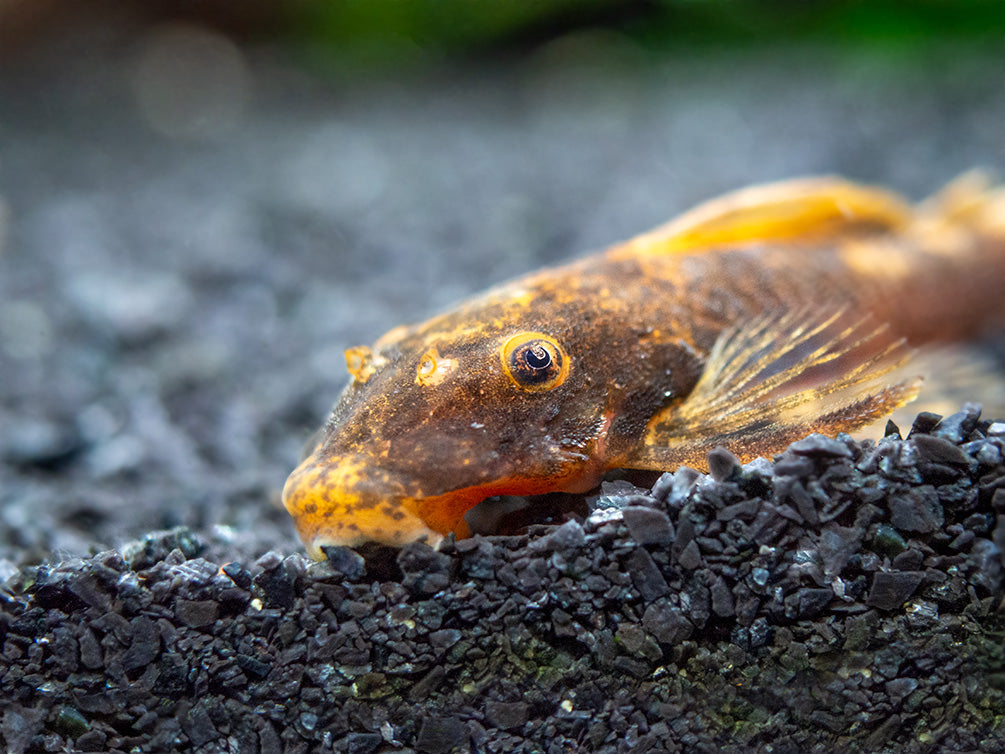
[623,309,922,472]
[609,177,912,258]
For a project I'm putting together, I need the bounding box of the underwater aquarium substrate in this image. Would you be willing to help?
[4,21,1005,754]
[3,405,1005,754]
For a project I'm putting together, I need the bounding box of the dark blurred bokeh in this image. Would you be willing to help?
[1,2,1004,567]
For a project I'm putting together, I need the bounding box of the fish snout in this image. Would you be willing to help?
[281,453,442,558]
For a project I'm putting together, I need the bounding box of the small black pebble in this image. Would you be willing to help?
[121,616,161,674]
[429,629,462,651]
[321,546,366,580]
[885,677,919,699]
[484,700,528,731]
[710,577,735,617]
[891,549,923,571]
[717,499,761,522]
[871,524,907,556]
[236,653,271,680]
[889,488,944,534]
[543,519,585,551]
[256,561,297,610]
[346,732,384,754]
[75,730,107,752]
[221,562,252,589]
[912,434,971,467]
[254,550,283,571]
[398,541,451,594]
[773,455,816,478]
[818,525,856,575]
[909,411,943,438]
[866,571,924,610]
[949,529,975,550]
[53,706,89,738]
[707,447,741,481]
[933,404,982,443]
[642,602,693,644]
[787,481,819,526]
[676,540,702,571]
[415,715,468,754]
[649,472,675,502]
[623,507,674,546]
[788,434,853,459]
[796,588,833,618]
[675,538,699,571]
[183,703,218,747]
[174,599,219,629]
[78,629,102,670]
[627,548,670,601]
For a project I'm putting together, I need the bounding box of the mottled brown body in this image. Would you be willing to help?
[284,176,1005,557]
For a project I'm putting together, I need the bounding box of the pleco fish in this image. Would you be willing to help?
[284,175,1005,558]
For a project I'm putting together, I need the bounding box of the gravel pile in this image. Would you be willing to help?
[3,405,1005,753]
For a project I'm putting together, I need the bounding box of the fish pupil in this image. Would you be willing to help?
[523,344,552,370]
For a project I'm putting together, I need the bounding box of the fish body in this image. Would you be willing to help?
[284,175,1005,558]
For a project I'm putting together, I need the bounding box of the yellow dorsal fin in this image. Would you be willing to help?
[609,177,913,259]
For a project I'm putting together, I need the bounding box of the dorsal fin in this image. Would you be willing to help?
[608,177,913,258]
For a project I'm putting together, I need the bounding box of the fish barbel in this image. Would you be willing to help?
[283,174,1005,558]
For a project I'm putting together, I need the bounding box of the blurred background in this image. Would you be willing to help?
[1,0,1005,567]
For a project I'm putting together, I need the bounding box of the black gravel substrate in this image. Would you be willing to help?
[4,405,1005,754]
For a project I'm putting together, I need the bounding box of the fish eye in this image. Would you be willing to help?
[501,332,569,391]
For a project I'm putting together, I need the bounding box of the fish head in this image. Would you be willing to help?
[282,292,630,557]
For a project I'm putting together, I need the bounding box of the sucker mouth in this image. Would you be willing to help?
[281,453,441,559]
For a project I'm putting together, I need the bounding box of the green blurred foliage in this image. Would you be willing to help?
[296,0,634,67]
[293,0,1005,69]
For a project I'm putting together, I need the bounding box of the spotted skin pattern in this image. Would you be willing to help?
[283,175,1005,558]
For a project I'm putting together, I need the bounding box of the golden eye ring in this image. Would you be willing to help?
[500,332,569,392]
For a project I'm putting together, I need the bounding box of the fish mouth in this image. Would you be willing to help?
[282,450,606,558]
[282,453,442,559]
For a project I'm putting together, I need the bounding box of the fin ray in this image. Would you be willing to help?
[622,308,921,472]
